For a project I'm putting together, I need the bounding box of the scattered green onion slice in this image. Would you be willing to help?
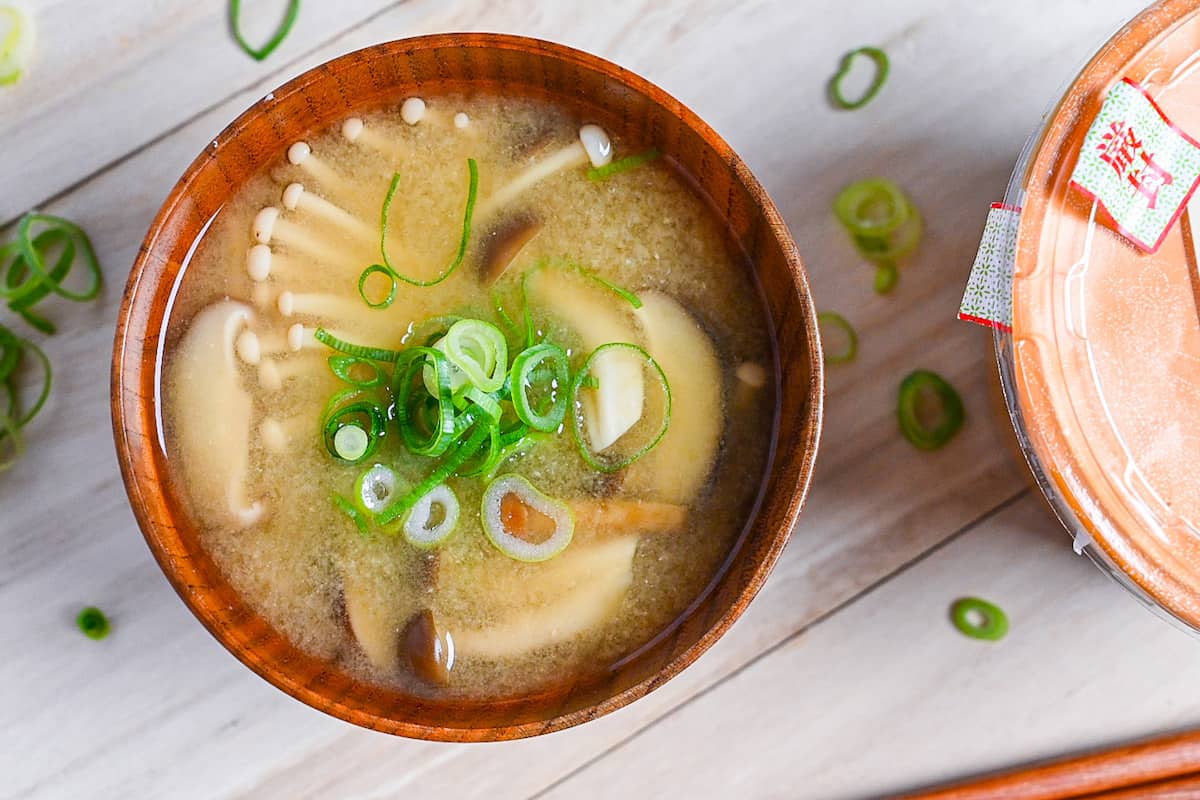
[817,311,857,365]
[229,0,300,62]
[333,493,369,536]
[395,347,458,457]
[482,433,543,481]
[333,424,369,461]
[0,5,33,86]
[1,214,103,333]
[833,178,922,267]
[829,46,889,110]
[480,474,574,562]
[357,263,398,309]
[354,464,402,515]
[587,148,660,181]
[511,343,569,432]
[0,327,52,472]
[492,289,518,332]
[329,355,384,388]
[873,263,899,294]
[371,158,479,290]
[950,597,1008,641]
[0,411,22,473]
[440,319,508,392]
[76,606,110,640]
[403,484,460,548]
[570,342,671,473]
[897,369,965,450]
[321,391,386,464]
[377,421,490,526]
[313,327,400,362]
[584,270,642,308]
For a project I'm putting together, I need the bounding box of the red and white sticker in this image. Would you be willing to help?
[1070,78,1200,253]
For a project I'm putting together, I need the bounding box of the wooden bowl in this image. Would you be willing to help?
[111,33,823,741]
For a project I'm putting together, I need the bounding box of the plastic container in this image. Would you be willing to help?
[992,0,1200,631]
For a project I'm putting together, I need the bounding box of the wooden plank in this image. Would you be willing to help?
[0,0,404,225]
[537,494,1200,800]
[0,1,1150,798]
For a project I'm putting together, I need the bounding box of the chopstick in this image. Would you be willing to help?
[897,729,1200,800]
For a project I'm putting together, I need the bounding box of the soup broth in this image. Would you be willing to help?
[162,93,776,697]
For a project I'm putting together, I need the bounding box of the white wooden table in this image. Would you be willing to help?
[4,1,1197,798]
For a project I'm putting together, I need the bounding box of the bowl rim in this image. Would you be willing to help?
[111,32,824,740]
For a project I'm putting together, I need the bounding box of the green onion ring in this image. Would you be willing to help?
[950,597,1008,641]
[834,178,910,237]
[482,432,543,481]
[377,159,478,288]
[357,263,399,309]
[76,606,111,640]
[569,342,671,473]
[583,270,643,308]
[14,214,102,302]
[511,343,569,432]
[897,369,965,450]
[480,474,574,563]
[587,148,660,182]
[440,318,508,392]
[873,263,899,295]
[0,412,22,473]
[829,46,889,110]
[229,0,300,62]
[394,347,458,457]
[11,336,50,427]
[376,421,491,526]
[328,355,384,388]
[321,392,386,464]
[333,492,369,536]
[817,312,857,365]
[454,420,502,478]
[313,327,400,362]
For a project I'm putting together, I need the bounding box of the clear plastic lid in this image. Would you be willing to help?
[1009,0,1200,627]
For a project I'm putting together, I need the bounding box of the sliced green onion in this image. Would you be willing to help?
[482,432,543,481]
[511,343,569,432]
[333,424,369,461]
[897,369,964,450]
[462,386,502,422]
[481,474,574,562]
[403,484,461,548]
[357,263,398,309]
[0,327,52,472]
[587,148,660,181]
[454,419,501,478]
[873,263,898,294]
[321,391,386,464]
[1,214,103,334]
[829,46,889,110]
[375,159,478,288]
[354,464,402,515]
[0,5,33,86]
[333,493,369,536]
[570,342,671,473]
[313,327,401,362]
[440,319,508,392]
[377,421,490,526]
[833,178,922,267]
[229,0,300,62]
[583,270,642,308]
[492,289,518,332]
[950,597,1008,641]
[0,412,22,473]
[394,347,458,457]
[817,311,857,365]
[76,606,110,640]
[328,355,384,388]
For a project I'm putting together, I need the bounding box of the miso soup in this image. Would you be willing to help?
[162,94,777,697]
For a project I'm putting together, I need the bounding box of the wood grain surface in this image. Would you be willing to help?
[2,1,1189,798]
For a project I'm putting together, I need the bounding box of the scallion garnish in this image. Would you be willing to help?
[817,311,857,365]
[873,263,898,294]
[358,159,479,306]
[583,270,642,308]
[950,597,1008,641]
[229,0,300,62]
[480,474,574,562]
[2,213,103,334]
[321,390,387,464]
[828,46,889,110]
[403,484,460,548]
[510,343,569,432]
[0,324,51,473]
[0,5,33,86]
[570,342,671,473]
[328,355,385,388]
[313,327,400,362]
[332,493,369,536]
[897,369,964,450]
[76,606,110,640]
[376,420,491,527]
[440,319,507,393]
[587,148,660,182]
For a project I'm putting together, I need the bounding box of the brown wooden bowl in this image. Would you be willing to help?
[111,33,823,741]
